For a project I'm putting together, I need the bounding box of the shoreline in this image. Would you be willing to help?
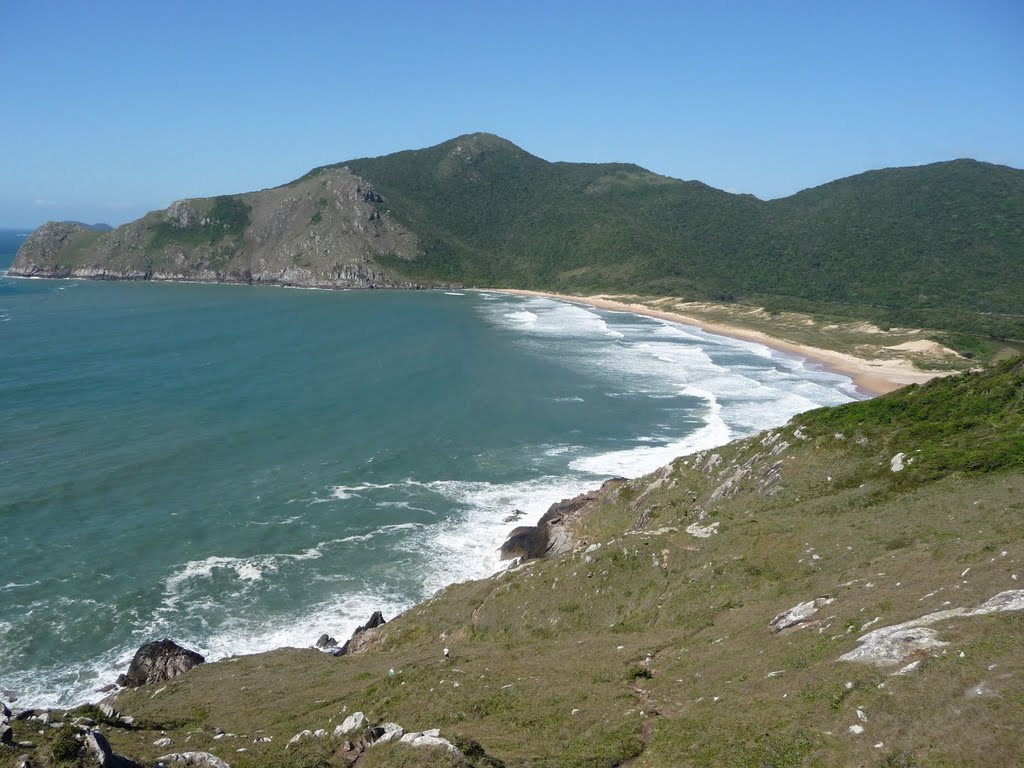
[490,289,954,397]
[4,278,950,710]
[6,272,950,396]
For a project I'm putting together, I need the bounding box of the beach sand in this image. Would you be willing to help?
[491,290,955,397]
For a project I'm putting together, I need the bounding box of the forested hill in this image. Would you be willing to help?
[14,133,1024,339]
[342,135,1024,339]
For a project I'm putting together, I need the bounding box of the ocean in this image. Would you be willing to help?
[0,230,858,707]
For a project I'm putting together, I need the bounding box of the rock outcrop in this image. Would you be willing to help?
[338,611,387,656]
[116,639,205,688]
[10,168,429,291]
[500,479,626,561]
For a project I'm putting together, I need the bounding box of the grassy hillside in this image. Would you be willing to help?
[7,358,1022,767]
[334,134,1024,340]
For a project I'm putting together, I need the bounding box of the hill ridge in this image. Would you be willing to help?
[11,134,1024,340]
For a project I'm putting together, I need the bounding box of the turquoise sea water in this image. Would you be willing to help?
[0,233,858,707]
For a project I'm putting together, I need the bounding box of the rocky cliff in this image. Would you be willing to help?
[10,168,426,289]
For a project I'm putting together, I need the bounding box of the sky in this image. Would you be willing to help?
[1,0,1022,228]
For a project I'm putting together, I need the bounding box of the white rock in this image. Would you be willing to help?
[154,737,173,748]
[335,711,366,736]
[890,453,906,472]
[156,752,231,768]
[770,596,836,633]
[399,730,461,753]
[967,589,1024,615]
[849,724,864,735]
[371,722,405,745]
[842,591,1024,667]
[288,729,314,746]
[685,521,719,538]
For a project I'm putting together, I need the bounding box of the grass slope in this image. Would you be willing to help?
[6,358,1022,768]
[335,134,1024,340]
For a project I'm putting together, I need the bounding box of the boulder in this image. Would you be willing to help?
[116,639,205,688]
[155,752,231,768]
[399,729,462,754]
[334,711,366,736]
[83,729,114,765]
[339,612,387,656]
[368,722,404,745]
[1,724,13,745]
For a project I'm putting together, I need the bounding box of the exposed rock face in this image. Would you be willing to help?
[10,168,428,290]
[499,479,626,561]
[116,639,205,688]
[339,611,387,656]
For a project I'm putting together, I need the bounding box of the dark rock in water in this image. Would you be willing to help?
[314,633,337,649]
[499,480,626,561]
[0,701,9,719]
[503,509,525,523]
[339,611,387,656]
[116,639,205,688]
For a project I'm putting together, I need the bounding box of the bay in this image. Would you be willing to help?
[0,254,857,706]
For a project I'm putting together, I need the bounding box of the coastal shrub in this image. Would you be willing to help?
[800,356,1024,480]
[49,723,82,762]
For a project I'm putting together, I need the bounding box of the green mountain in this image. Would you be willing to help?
[12,134,1024,339]
[7,357,1022,767]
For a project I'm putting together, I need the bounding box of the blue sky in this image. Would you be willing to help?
[2,0,1021,227]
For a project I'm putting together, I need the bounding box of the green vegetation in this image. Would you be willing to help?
[310,197,330,226]
[326,134,1023,340]
[149,195,252,249]
[7,359,1022,767]
[15,134,1023,345]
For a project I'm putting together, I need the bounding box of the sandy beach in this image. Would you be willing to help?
[491,290,954,397]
